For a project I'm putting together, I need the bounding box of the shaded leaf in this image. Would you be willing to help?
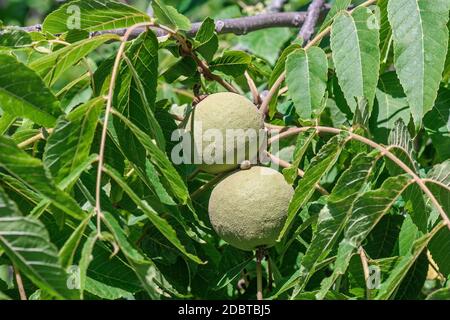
[0,186,76,299]
[375,222,445,299]
[114,31,164,167]
[0,54,61,127]
[111,109,190,205]
[103,165,203,264]
[424,88,450,161]
[317,175,412,299]
[0,136,85,220]
[293,153,377,295]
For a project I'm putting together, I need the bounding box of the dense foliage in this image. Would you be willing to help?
[0,0,450,300]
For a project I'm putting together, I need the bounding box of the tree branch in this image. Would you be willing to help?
[8,12,314,38]
[298,0,326,44]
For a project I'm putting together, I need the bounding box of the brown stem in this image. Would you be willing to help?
[13,265,27,300]
[17,128,54,149]
[358,247,371,300]
[191,54,239,93]
[244,71,261,105]
[256,248,264,300]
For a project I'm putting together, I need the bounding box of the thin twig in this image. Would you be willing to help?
[268,125,450,230]
[18,128,54,149]
[13,265,27,300]
[191,54,239,93]
[95,22,153,237]
[358,247,371,299]
[244,71,261,105]
[427,250,445,281]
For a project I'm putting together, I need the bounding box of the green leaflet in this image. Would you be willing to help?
[114,31,164,167]
[320,0,352,32]
[103,165,203,264]
[426,287,450,300]
[78,231,98,299]
[425,160,450,220]
[293,153,378,295]
[278,134,348,241]
[388,0,450,126]
[111,110,190,205]
[386,119,427,232]
[0,54,61,127]
[85,277,134,300]
[0,136,85,220]
[152,0,191,31]
[372,72,410,140]
[424,88,450,161]
[331,7,380,111]
[102,211,188,298]
[59,212,94,269]
[43,0,151,34]
[378,0,392,64]
[194,17,218,62]
[267,43,301,118]
[283,129,316,184]
[286,47,328,119]
[29,35,119,86]
[44,97,103,184]
[210,51,252,77]
[0,28,32,48]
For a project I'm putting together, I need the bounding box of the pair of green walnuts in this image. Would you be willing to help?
[187,92,294,251]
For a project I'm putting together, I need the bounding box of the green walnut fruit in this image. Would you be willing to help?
[208,166,294,251]
[186,92,265,174]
